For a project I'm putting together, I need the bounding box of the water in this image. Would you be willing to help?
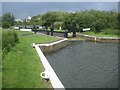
[45,41,118,88]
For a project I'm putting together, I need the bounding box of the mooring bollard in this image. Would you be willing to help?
[32,43,35,48]
[40,70,50,81]
[95,37,97,41]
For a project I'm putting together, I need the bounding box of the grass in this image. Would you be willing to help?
[80,29,120,38]
[2,30,59,88]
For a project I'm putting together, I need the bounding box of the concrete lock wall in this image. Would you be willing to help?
[79,34,120,43]
[20,29,32,31]
[53,32,65,37]
[33,38,68,89]
[34,44,65,89]
[39,39,69,53]
[32,30,65,37]
[88,37,120,43]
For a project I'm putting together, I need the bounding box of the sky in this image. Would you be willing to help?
[1,2,119,19]
[1,0,120,2]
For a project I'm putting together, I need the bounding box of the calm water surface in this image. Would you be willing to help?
[45,41,118,88]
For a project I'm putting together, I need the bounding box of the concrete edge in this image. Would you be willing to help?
[79,33,120,39]
[34,44,65,89]
[78,33,120,42]
[36,32,65,39]
[38,38,68,46]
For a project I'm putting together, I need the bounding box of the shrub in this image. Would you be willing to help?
[2,30,19,58]
[102,29,119,35]
[2,22,10,29]
[94,20,105,33]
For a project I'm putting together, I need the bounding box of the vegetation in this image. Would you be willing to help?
[2,12,15,29]
[41,12,57,30]
[2,10,118,36]
[29,15,42,26]
[15,10,119,37]
[63,10,119,35]
[3,30,59,88]
[1,9,119,89]
[80,29,120,37]
[2,29,19,58]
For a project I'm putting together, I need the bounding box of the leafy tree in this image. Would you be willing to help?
[29,15,42,25]
[63,12,77,37]
[2,12,15,28]
[94,20,103,33]
[15,21,23,26]
[41,12,57,30]
[54,22,64,30]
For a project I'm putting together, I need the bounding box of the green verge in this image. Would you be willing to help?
[80,29,120,38]
[2,30,59,88]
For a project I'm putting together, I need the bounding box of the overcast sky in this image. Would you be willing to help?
[1,2,119,19]
[1,0,120,2]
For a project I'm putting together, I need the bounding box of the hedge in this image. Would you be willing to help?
[2,30,19,58]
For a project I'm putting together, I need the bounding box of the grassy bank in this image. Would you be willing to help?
[3,30,59,88]
[80,29,120,38]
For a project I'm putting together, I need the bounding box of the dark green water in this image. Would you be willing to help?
[45,41,118,88]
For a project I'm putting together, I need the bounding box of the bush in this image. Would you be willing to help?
[102,29,119,35]
[2,30,19,58]
[94,20,105,33]
[2,22,10,29]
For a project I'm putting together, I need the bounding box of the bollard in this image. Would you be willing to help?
[40,70,50,82]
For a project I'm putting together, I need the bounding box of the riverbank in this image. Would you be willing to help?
[2,31,59,88]
[33,44,65,88]
[65,31,119,42]
[78,33,120,43]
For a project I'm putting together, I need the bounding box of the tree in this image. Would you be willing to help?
[41,12,57,29]
[29,15,42,25]
[63,12,77,37]
[2,12,15,28]
[54,22,64,30]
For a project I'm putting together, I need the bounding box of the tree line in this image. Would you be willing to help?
[1,10,120,34]
[22,10,119,34]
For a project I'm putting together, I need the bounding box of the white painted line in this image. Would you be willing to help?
[34,45,65,89]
